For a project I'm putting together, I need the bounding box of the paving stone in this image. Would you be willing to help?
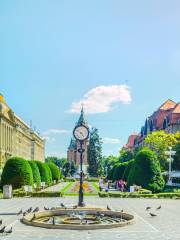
[0,197,179,239]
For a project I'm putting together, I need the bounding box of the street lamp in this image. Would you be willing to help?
[73,124,89,207]
[165,146,176,185]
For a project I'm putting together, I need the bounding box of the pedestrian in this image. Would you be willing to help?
[99,178,104,192]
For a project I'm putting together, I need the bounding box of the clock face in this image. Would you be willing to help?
[73,125,89,141]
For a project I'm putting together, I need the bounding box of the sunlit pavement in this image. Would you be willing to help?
[0,197,179,240]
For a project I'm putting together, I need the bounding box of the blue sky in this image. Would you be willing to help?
[0,0,180,157]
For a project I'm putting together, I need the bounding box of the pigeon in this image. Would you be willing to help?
[0,219,2,225]
[17,209,23,215]
[4,227,12,234]
[33,207,39,213]
[31,214,36,222]
[0,226,6,233]
[60,203,66,208]
[149,213,157,217]
[27,207,32,213]
[107,205,112,211]
[121,209,124,213]
[44,207,49,211]
[73,205,78,209]
[23,212,27,216]
[156,205,161,210]
[146,207,151,211]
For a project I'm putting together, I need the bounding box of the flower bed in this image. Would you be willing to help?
[66,181,97,194]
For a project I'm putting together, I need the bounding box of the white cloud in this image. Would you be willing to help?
[42,129,70,136]
[103,137,121,145]
[42,136,56,143]
[68,85,132,114]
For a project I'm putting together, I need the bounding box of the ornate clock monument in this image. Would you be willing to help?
[73,124,89,206]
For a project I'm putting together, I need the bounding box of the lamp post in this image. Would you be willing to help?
[73,124,89,207]
[165,146,176,185]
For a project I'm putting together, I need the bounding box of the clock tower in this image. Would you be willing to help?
[67,107,89,173]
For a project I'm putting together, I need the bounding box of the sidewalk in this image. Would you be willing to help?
[41,182,68,192]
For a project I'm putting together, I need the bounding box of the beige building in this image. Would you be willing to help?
[0,94,45,168]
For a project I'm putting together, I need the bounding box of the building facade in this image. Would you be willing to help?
[67,107,89,173]
[124,99,180,150]
[0,94,45,168]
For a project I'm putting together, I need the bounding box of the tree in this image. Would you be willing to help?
[123,159,135,181]
[144,131,178,170]
[119,149,134,163]
[1,157,33,189]
[45,156,67,168]
[87,127,103,177]
[70,161,77,176]
[28,161,41,187]
[127,148,165,193]
[112,162,128,181]
[173,143,180,170]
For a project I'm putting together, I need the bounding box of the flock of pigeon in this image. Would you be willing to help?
[146,205,162,217]
[0,203,161,235]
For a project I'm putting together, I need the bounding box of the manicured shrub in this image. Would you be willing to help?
[127,148,165,193]
[35,161,52,185]
[28,161,41,187]
[47,162,60,181]
[30,191,63,197]
[45,163,52,184]
[1,157,33,189]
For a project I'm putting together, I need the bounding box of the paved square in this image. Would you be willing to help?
[0,197,179,240]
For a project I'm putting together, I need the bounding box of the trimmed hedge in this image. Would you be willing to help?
[98,191,180,199]
[30,191,63,197]
[1,157,33,189]
[35,161,52,185]
[47,162,60,181]
[28,161,41,187]
[45,163,53,184]
[127,148,165,193]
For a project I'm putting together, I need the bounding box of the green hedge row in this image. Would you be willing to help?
[30,191,63,197]
[98,191,180,199]
[108,148,165,193]
[0,157,62,189]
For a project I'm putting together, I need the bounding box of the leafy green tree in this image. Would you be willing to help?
[102,155,119,176]
[45,156,67,168]
[87,127,103,177]
[28,161,41,187]
[70,161,77,176]
[144,130,178,170]
[173,143,180,170]
[119,149,134,163]
[123,159,135,181]
[127,148,165,193]
[63,161,71,177]
[112,162,128,181]
[1,157,33,189]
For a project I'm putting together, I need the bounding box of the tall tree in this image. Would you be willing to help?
[144,130,178,170]
[119,149,134,162]
[87,128,102,177]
